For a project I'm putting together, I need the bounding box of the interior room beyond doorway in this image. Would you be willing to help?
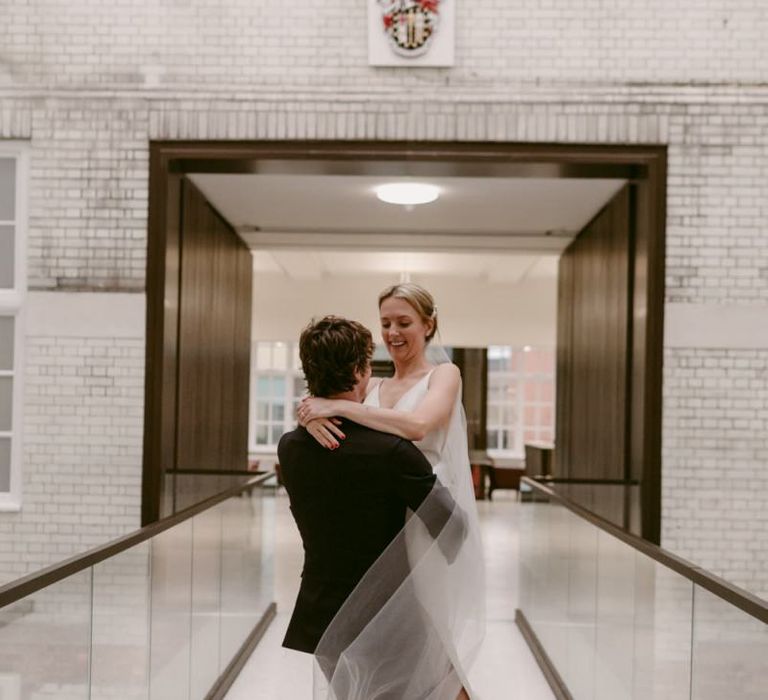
[144,141,665,540]
[188,167,626,476]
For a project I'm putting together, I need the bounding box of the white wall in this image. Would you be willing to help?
[0,293,144,585]
[252,272,557,349]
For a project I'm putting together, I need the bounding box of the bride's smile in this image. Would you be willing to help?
[380,295,434,361]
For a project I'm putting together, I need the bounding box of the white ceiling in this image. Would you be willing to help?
[189,172,625,284]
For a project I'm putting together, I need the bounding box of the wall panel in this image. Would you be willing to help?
[149,178,252,518]
[556,187,630,482]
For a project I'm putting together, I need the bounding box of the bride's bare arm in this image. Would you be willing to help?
[301,364,460,441]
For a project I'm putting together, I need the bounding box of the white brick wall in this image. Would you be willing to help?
[27,103,149,290]
[662,348,768,600]
[2,1,768,88]
[0,1,766,601]
[4,96,766,300]
[0,294,145,586]
[0,332,144,585]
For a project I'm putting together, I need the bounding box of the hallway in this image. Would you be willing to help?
[225,490,554,699]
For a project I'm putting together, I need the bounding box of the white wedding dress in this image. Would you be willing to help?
[366,370,448,474]
[313,368,486,699]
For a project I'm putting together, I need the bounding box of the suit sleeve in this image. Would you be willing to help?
[390,439,438,512]
[390,441,465,561]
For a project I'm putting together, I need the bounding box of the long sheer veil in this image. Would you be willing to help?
[312,344,486,699]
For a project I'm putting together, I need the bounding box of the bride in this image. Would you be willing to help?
[298,283,486,699]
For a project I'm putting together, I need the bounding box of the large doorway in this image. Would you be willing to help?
[143,141,666,542]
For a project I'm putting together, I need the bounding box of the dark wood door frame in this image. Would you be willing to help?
[144,140,666,541]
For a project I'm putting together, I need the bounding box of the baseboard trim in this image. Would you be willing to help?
[206,601,278,700]
[515,608,574,700]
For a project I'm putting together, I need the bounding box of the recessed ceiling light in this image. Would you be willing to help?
[375,182,440,206]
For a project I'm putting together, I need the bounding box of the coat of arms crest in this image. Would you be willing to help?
[378,0,442,58]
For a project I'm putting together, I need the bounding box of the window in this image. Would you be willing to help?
[249,341,306,451]
[0,143,28,510]
[487,346,555,457]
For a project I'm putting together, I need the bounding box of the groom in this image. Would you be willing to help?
[278,315,460,656]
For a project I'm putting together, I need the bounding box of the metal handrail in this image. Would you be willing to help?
[533,476,640,485]
[0,472,275,608]
[523,476,768,624]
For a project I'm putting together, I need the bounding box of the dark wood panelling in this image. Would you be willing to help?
[555,248,574,477]
[142,147,181,526]
[233,235,253,470]
[556,187,631,482]
[452,348,488,450]
[630,160,667,543]
[143,167,252,523]
[554,175,664,543]
[175,179,252,507]
[371,360,395,378]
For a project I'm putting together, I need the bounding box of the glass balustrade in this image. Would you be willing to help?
[4,471,764,700]
[0,476,275,700]
[691,585,768,700]
[518,479,767,700]
[91,541,152,699]
[0,570,92,699]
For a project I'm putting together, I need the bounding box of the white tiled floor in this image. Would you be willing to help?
[225,491,554,700]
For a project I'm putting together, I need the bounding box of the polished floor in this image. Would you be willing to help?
[225,490,554,700]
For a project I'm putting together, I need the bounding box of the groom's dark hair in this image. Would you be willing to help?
[299,316,374,398]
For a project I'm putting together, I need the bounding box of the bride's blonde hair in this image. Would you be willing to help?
[378,283,438,342]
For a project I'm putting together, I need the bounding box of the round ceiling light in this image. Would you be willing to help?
[374,182,440,206]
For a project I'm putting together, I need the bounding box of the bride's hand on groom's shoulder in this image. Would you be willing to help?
[303,417,345,450]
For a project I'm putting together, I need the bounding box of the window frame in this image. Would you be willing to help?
[0,141,28,511]
[248,341,306,455]
[486,346,555,459]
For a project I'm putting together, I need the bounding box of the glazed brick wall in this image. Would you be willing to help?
[1,0,767,88]
[662,348,768,600]
[0,335,144,585]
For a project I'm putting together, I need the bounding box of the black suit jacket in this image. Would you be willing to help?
[278,419,454,654]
